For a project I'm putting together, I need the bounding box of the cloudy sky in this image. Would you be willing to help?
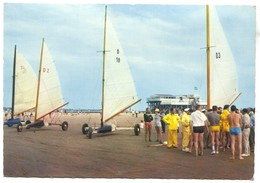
[2,0,257,111]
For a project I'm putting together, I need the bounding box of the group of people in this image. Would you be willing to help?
[4,110,34,121]
[143,104,255,160]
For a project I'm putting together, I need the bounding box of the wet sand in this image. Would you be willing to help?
[3,113,255,179]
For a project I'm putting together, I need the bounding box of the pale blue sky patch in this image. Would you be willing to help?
[3,3,256,110]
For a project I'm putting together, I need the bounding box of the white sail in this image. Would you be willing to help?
[209,6,240,108]
[36,41,65,120]
[14,53,37,115]
[103,15,140,122]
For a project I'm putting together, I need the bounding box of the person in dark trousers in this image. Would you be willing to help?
[160,109,166,133]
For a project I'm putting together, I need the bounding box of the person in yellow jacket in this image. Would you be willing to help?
[221,105,231,151]
[181,108,191,152]
[163,108,180,148]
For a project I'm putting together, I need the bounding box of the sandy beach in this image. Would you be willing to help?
[3,112,254,179]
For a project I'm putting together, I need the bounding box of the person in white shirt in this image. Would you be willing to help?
[190,105,209,156]
[241,108,251,157]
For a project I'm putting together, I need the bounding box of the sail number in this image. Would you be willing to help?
[116,57,120,63]
[116,49,120,63]
[20,66,26,73]
[216,52,221,59]
[43,67,50,73]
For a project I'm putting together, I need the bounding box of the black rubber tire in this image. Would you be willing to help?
[82,123,89,134]
[134,124,140,136]
[7,124,13,127]
[17,123,23,132]
[87,127,93,139]
[61,121,68,131]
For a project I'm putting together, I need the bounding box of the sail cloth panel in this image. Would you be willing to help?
[36,42,65,120]
[103,16,139,122]
[14,53,37,115]
[209,6,239,108]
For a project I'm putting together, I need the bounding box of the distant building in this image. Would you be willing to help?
[147,94,206,112]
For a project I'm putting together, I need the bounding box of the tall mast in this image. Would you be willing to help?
[11,45,17,119]
[101,6,107,127]
[206,5,210,110]
[34,38,45,122]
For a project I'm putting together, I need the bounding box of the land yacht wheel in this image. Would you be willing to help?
[82,123,89,134]
[61,121,68,131]
[134,124,140,136]
[17,123,23,132]
[86,127,93,139]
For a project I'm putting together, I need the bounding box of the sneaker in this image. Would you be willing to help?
[241,153,250,157]
[211,151,215,155]
[215,151,219,154]
[182,147,189,152]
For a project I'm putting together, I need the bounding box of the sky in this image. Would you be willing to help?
[2,0,257,112]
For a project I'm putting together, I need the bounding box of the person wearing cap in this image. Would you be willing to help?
[221,105,231,151]
[227,105,243,160]
[144,107,153,142]
[181,108,191,152]
[206,105,220,155]
[154,108,162,143]
[163,107,180,148]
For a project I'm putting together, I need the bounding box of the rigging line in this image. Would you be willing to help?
[89,55,102,110]
[51,112,62,124]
